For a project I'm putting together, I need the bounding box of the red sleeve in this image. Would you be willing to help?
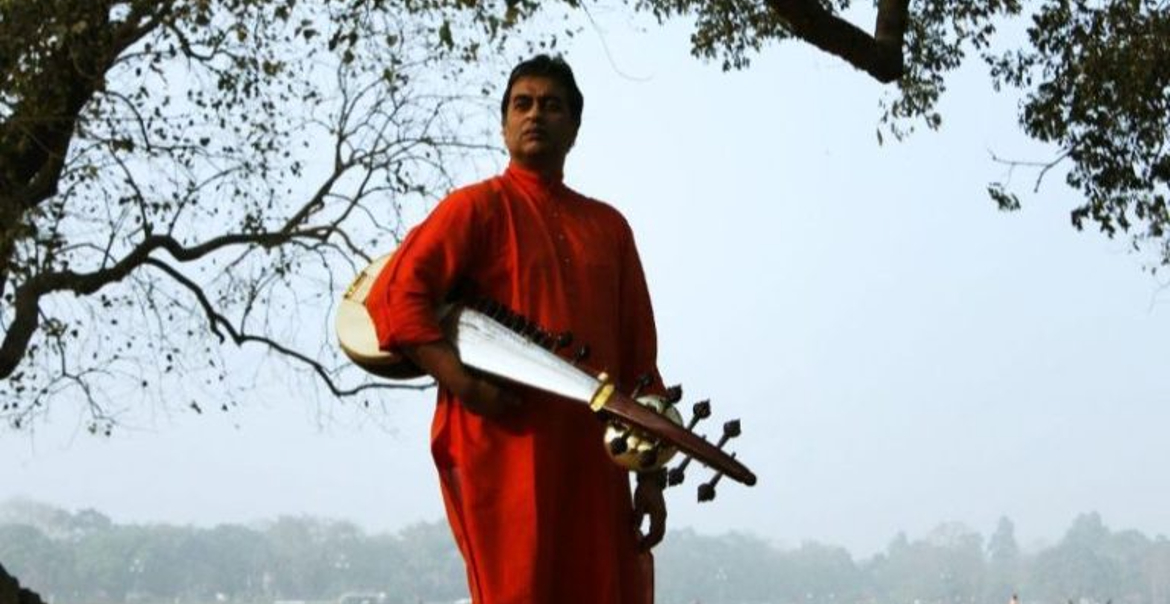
[617,216,667,396]
[365,187,487,351]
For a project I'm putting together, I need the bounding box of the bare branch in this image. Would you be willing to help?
[1,228,329,378]
[141,258,428,397]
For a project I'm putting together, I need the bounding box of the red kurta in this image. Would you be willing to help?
[366,163,665,604]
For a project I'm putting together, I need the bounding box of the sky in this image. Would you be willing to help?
[3,12,1169,558]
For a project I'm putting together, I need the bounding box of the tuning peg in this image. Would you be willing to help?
[697,453,735,503]
[663,384,683,406]
[685,400,711,431]
[630,373,653,399]
[555,331,573,350]
[665,400,713,488]
[572,344,590,364]
[715,420,741,448]
[693,422,743,501]
[667,450,697,487]
[697,473,722,502]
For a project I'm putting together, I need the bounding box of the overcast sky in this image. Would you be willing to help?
[3,13,1168,558]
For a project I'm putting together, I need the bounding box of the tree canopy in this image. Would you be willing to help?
[2,0,1167,429]
[630,0,1168,263]
[0,0,561,430]
[4,501,1170,604]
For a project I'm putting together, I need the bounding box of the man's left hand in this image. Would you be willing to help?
[633,471,667,551]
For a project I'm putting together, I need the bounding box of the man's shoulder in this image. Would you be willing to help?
[445,175,504,205]
[427,176,507,222]
[569,189,633,231]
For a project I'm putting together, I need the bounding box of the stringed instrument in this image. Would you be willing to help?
[337,254,757,499]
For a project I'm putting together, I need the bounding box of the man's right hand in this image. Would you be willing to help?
[449,373,520,418]
[403,340,520,418]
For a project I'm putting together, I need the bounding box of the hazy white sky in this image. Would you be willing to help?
[3,14,1168,557]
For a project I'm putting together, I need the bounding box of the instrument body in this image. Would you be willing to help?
[336,254,757,491]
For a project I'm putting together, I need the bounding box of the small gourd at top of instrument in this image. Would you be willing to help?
[336,252,426,380]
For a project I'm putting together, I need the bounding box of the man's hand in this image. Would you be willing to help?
[633,470,668,551]
[450,373,520,418]
[403,341,519,418]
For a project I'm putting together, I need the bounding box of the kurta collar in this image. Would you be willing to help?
[505,162,568,199]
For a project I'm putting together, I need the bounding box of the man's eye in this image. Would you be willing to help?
[512,98,532,110]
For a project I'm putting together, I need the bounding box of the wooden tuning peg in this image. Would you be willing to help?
[697,472,722,502]
[666,400,713,487]
[685,400,711,431]
[715,419,741,449]
[697,453,735,503]
[630,373,653,399]
[694,421,743,501]
[572,344,590,364]
[663,384,683,406]
[555,331,573,350]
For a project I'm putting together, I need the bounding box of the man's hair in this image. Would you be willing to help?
[500,54,584,126]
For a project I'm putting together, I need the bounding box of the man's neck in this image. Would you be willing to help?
[511,157,564,182]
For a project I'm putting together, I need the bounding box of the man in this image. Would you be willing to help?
[366,55,667,603]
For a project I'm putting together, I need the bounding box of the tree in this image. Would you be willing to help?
[623,0,1169,266]
[6,0,1166,430]
[0,1,564,430]
[986,516,1022,602]
[1032,512,1122,603]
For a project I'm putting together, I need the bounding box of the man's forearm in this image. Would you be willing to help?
[402,340,473,395]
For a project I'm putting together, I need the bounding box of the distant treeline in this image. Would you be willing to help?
[2,499,1169,604]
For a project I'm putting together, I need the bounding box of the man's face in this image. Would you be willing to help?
[502,76,578,171]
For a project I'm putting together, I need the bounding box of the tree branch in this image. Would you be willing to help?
[0,229,328,379]
[764,0,910,82]
[141,258,427,397]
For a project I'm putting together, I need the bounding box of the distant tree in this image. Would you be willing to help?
[1147,537,1170,604]
[395,521,468,600]
[1032,512,1121,603]
[989,516,1020,564]
[69,525,146,604]
[780,540,866,602]
[12,502,1170,604]
[986,516,1022,602]
[200,524,272,600]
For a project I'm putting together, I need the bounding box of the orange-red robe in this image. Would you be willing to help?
[366,163,665,604]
